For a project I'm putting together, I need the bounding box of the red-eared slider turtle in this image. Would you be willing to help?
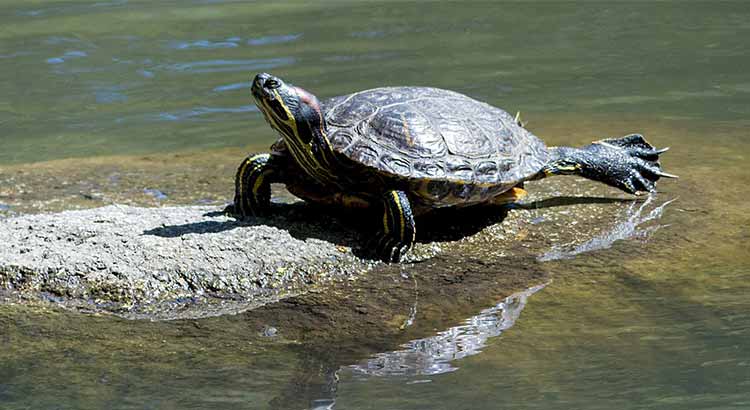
[227,73,675,262]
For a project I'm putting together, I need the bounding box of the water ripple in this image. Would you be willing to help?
[539,196,675,262]
[0,51,34,59]
[321,52,400,63]
[213,81,251,92]
[94,86,128,104]
[46,50,88,64]
[137,69,155,78]
[155,105,258,121]
[44,36,86,45]
[246,34,301,46]
[351,31,387,38]
[167,39,240,50]
[163,57,295,74]
[18,0,127,17]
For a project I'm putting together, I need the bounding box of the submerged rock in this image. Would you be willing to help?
[0,204,372,319]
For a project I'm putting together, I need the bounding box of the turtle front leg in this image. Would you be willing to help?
[225,153,280,218]
[376,190,416,262]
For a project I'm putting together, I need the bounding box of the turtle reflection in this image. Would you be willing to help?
[348,284,545,378]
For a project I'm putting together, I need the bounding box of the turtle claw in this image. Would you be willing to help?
[578,134,676,194]
[657,170,679,179]
[375,234,410,263]
[632,173,656,194]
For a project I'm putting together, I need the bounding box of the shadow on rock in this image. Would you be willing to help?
[514,195,634,210]
[142,202,372,257]
[143,195,637,258]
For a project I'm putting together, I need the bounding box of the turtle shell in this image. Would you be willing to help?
[323,87,549,193]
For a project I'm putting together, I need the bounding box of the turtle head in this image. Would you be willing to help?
[251,73,335,183]
[251,73,329,148]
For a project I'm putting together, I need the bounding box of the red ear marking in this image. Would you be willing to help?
[294,86,321,114]
[293,86,327,141]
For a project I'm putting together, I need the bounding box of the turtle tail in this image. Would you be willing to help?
[537,134,677,194]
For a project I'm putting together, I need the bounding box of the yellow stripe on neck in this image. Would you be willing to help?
[265,90,336,186]
[391,191,406,243]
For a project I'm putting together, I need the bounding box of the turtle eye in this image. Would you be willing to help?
[265,78,280,89]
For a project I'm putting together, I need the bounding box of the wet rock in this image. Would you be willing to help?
[0,180,674,320]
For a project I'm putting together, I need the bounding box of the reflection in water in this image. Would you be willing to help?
[292,285,545,409]
[348,284,545,378]
[539,195,675,262]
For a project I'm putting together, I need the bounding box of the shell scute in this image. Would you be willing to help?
[444,157,473,181]
[329,129,354,151]
[440,118,495,159]
[475,161,499,184]
[365,104,446,159]
[380,153,412,176]
[413,160,446,178]
[327,98,378,127]
[346,142,379,168]
[324,86,549,189]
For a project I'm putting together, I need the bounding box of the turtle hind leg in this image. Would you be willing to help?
[225,153,276,218]
[375,190,416,263]
[540,133,677,195]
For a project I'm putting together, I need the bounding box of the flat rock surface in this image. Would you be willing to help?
[0,204,372,319]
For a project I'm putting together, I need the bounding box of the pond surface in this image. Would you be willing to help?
[1,1,749,409]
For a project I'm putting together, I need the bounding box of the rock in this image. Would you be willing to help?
[0,180,675,320]
[0,204,372,319]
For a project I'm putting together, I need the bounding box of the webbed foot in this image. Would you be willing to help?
[589,134,677,194]
[544,134,677,195]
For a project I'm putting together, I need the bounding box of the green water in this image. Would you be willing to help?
[1,1,749,409]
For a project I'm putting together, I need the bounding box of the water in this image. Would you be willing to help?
[1,1,749,409]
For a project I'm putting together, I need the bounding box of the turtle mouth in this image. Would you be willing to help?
[251,72,283,100]
[252,73,299,123]
[251,82,273,101]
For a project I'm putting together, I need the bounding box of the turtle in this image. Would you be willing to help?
[226,72,676,262]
